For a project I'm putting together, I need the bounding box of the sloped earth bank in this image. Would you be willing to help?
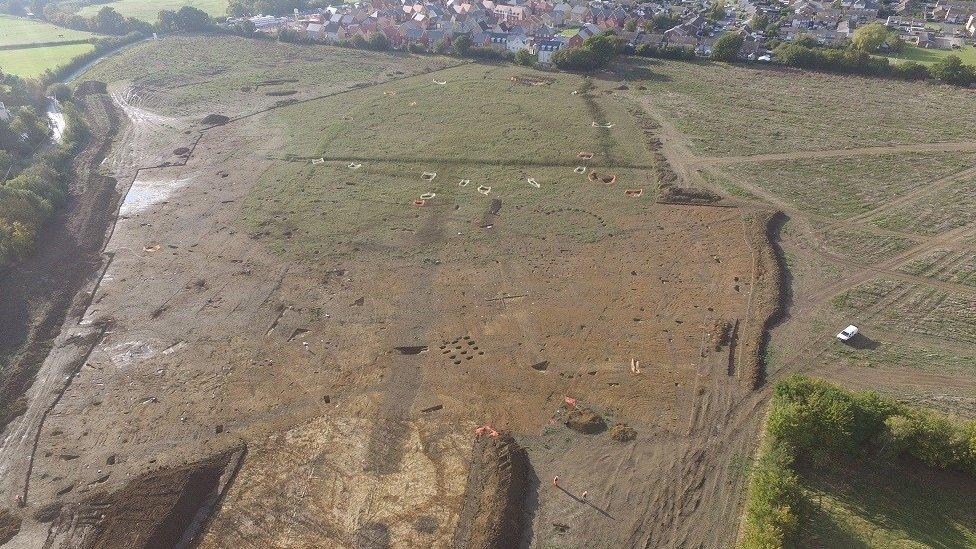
[0,100,781,548]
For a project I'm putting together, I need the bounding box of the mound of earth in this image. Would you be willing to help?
[45,446,243,548]
[658,186,722,205]
[201,114,229,126]
[565,407,607,434]
[0,508,21,545]
[609,423,637,442]
[452,433,530,549]
[75,81,107,96]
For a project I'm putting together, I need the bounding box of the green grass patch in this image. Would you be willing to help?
[271,64,650,168]
[241,63,656,264]
[881,44,976,66]
[0,41,95,77]
[823,340,976,375]
[802,456,976,548]
[76,0,227,19]
[241,160,655,263]
[0,14,97,47]
[629,58,976,156]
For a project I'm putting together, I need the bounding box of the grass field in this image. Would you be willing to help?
[801,458,976,547]
[873,176,976,236]
[82,35,456,115]
[0,14,96,47]
[246,63,656,262]
[726,152,976,220]
[77,0,226,19]
[820,225,917,264]
[882,44,976,66]
[0,41,94,77]
[900,250,976,287]
[833,278,976,344]
[628,58,976,156]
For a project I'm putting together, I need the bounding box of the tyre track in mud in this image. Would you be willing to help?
[363,204,447,476]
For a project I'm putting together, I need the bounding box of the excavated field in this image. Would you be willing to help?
[0,38,781,549]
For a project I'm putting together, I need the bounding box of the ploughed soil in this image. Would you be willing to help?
[0,87,780,548]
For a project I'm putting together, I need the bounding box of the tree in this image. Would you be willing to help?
[227,0,249,17]
[91,6,127,34]
[432,37,450,54]
[367,32,389,51]
[711,32,743,61]
[624,19,637,32]
[652,11,678,30]
[513,49,535,66]
[46,83,71,102]
[929,54,976,86]
[552,46,602,71]
[583,33,619,63]
[175,5,212,31]
[452,34,472,56]
[749,12,769,31]
[851,22,891,52]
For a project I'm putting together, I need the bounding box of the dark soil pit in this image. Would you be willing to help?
[201,114,229,126]
[565,407,607,434]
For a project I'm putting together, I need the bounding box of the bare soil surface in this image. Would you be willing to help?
[0,57,783,548]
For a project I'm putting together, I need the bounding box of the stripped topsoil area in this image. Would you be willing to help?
[0,40,782,549]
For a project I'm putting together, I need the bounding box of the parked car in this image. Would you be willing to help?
[836,325,858,342]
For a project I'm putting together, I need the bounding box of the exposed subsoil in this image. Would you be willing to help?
[0,73,783,549]
[0,92,120,433]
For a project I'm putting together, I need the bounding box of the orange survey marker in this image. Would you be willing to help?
[475,424,499,437]
[577,151,594,159]
[412,199,426,207]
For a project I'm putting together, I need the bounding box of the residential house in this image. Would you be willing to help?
[536,38,563,63]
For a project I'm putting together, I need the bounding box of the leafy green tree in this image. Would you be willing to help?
[91,6,127,34]
[652,11,679,30]
[514,49,535,66]
[741,443,804,549]
[768,375,858,462]
[432,38,450,54]
[852,22,891,52]
[452,34,472,56]
[929,54,976,86]
[711,32,743,61]
[175,6,212,31]
[227,0,249,17]
[625,19,637,32]
[367,32,389,51]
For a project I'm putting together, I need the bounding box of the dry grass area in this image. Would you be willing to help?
[627,58,976,156]
[80,35,457,117]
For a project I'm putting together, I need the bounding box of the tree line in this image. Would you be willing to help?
[0,85,88,267]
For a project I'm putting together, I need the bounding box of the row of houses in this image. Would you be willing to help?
[229,0,976,64]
